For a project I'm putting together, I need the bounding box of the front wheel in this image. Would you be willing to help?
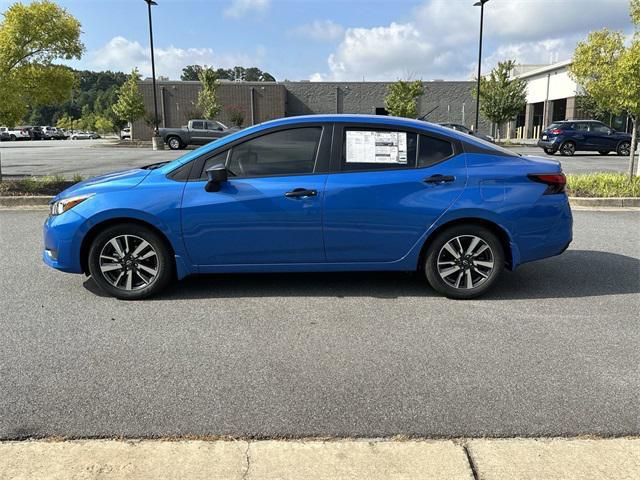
[88,224,174,300]
[617,141,631,156]
[424,225,504,299]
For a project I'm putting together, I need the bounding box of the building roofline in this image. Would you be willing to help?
[514,59,573,79]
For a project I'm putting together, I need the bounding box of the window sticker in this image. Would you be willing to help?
[346,131,408,164]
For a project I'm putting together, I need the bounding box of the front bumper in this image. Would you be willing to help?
[42,210,89,274]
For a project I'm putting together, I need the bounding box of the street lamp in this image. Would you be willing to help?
[473,0,489,134]
[144,0,160,142]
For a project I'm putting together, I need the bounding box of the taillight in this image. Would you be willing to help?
[549,129,563,135]
[528,173,566,195]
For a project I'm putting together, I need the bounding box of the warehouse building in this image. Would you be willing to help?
[133,79,490,140]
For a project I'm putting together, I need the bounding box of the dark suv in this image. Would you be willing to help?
[538,120,632,156]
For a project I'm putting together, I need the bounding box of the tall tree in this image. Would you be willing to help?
[180,64,203,81]
[112,68,146,137]
[473,60,527,140]
[384,80,424,118]
[0,0,84,126]
[197,67,221,120]
[570,1,640,176]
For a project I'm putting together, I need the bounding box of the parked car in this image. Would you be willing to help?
[87,131,101,139]
[70,131,92,140]
[120,127,131,140]
[22,126,45,140]
[43,114,572,300]
[160,119,239,150]
[437,123,495,143]
[0,126,30,141]
[0,130,9,141]
[40,126,66,140]
[537,120,633,156]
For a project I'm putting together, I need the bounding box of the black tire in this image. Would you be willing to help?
[167,136,183,150]
[9,134,16,141]
[617,141,631,156]
[543,148,556,155]
[88,224,174,300]
[598,151,610,155]
[559,141,575,156]
[424,225,504,300]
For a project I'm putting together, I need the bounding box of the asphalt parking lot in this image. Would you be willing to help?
[0,208,638,440]
[0,140,633,178]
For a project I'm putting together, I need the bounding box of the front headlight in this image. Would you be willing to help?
[49,193,94,216]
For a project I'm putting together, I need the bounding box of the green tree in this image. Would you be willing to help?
[94,115,114,133]
[569,2,640,176]
[197,66,221,120]
[384,80,424,118]
[0,0,84,126]
[180,64,203,81]
[112,68,146,137]
[473,60,527,140]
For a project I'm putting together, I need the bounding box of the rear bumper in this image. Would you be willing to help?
[537,139,560,150]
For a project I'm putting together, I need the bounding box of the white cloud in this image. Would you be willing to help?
[292,20,344,42]
[223,0,270,19]
[89,36,262,80]
[312,0,632,81]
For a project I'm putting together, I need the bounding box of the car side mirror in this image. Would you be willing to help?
[608,129,615,135]
[205,164,228,192]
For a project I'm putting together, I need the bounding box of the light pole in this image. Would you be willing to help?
[144,0,161,147]
[474,0,489,134]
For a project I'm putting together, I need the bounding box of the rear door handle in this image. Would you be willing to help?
[285,188,317,198]
[424,174,455,184]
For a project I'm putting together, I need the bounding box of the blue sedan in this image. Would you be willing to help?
[43,115,572,300]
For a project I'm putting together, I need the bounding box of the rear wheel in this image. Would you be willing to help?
[88,224,174,300]
[167,136,183,150]
[559,141,575,156]
[543,148,556,155]
[9,134,16,141]
[617,141,631,156]
[598,150,610,155]
[424,225,504,299]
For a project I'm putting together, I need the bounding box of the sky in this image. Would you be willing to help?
[3,0,634,81]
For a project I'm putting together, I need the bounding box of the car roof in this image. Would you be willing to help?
[159,114,511,173]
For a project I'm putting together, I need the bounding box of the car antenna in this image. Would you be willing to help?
[417,105,439,121]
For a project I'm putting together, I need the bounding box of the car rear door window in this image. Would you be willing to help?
[341,129,417,171]
[574,122,589,132]
[417,135,454,167]
[227,127,321,177]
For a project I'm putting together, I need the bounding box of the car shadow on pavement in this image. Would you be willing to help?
[83,249,639,301]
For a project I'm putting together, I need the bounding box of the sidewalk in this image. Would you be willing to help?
[1,438,638,480]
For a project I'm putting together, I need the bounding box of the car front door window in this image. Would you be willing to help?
[227,127,322,177]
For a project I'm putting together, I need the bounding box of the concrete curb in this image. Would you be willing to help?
[0,195,51,207]
[568,197,640,207]
[0,438,638,480]
[2,195,640,209]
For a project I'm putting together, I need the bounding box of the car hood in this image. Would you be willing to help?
[52,168,151,202]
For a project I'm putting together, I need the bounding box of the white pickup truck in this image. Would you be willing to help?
[0,126,30,141]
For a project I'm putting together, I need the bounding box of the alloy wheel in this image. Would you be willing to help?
[618,142,631,156]
[98,234,159,291]
[437,235,494,289]
[561,142,575,156]
[169,138,180,149]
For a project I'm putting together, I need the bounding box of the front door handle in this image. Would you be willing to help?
[424,174,455,184]
[285,188,317,198]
